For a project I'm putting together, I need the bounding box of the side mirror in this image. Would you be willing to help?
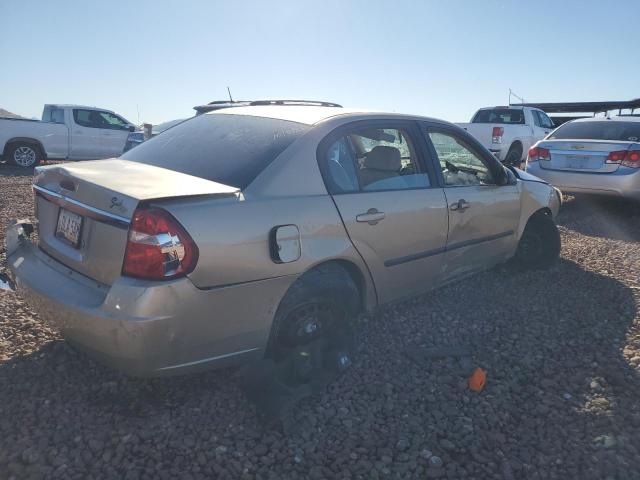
[497,167,517,186]
[127,125,136,132]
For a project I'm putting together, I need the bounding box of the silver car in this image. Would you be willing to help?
[526,116,640,200]
[6,103,562,382]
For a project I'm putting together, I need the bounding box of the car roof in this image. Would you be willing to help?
[46,104,114,112]
[209,105,448,126]
[568,116,640,123]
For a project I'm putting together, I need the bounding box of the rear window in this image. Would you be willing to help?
[120,114,309,189]
[549,121,640,142]
[472,109,525,124]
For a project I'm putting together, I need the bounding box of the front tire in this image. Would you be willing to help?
[7,143,42,168]
[266,264,360,387]
[514,212,561,269]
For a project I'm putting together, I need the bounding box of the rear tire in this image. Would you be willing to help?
[266,263,360,387]
[7,143,42,168]
[504,144,523,167]
[513,212,561,270]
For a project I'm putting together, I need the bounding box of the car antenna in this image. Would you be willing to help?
[227,86,233,103]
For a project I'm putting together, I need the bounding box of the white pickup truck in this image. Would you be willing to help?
[457,106,556,166]
[0,104,137,168]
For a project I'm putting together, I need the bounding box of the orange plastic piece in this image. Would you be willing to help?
[468,368,487,392]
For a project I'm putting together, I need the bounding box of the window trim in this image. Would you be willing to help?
[316,119,439,195]
[421,122,506,188]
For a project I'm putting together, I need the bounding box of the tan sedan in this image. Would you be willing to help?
[5,102,561,383]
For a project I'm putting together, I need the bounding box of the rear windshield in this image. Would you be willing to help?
[472,109,525,124]
[121,114,309,189]
[549,121,640,142]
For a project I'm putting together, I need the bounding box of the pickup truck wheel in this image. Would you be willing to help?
[7,143,41,168]
[514,212,561,270]
[267,264,359,388]
[504,145,523,167]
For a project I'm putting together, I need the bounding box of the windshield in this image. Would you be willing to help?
[121,114,309,189]
[549,120,640,142]
[472,109,525,124]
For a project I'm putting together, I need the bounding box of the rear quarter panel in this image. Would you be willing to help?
[159,194,376,308]
[0,118,69,159]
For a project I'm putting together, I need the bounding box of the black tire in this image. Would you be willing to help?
[7,142,42,168]
[266,263,360,387]
[514,212,561,270]
[504,144,523,167]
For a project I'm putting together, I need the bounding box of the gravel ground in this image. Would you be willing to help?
[1,161,640,480]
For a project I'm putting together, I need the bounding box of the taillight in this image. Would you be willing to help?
[528,146,550,162]
[606,149,640,168]
[606,150,627,163]
[122,208,198,280]
[624,150,640,168]
[492,127,504,144]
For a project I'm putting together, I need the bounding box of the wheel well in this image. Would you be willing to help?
[5,138,46,159]
[305,259,367,314]
[508,140,523,155]
[533,207,552,218]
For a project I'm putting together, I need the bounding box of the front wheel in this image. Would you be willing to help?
[7,143,42,168]
[513,212,561,269]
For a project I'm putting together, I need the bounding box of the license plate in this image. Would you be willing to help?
[565,155,591,169]
[55,208,83,248]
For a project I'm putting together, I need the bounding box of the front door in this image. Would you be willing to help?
[423,127,521,282]
[319,122,449,303]
[93,111,132,157]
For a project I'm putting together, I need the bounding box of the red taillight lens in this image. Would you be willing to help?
[491,127,504,144]
[122,208,198,280]
[528,146,550,162]
[622,150,640,168]
[606,150,628,163]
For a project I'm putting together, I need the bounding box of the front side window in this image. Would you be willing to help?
[428,131,495,186]
[98,112,128,130]
[323,127,430,193]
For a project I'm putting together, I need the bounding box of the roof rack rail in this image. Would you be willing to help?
[193,99,342,114]
[247,100,342,108]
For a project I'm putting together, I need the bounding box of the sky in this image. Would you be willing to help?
[1,0,639,125]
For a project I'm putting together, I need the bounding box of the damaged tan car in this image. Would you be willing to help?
[6,101,561,384]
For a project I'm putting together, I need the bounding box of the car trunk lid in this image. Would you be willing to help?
[537,140,635,173]
[33,158,239,285]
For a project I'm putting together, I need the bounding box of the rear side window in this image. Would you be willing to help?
[472,109,525,124]
[121,114,309,189]
[549,121,640,142]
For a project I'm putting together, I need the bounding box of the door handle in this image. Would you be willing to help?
[450,199,470,211]
[356,208,385,225]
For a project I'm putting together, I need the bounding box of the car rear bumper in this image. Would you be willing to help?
[5,222,295,376]
[526,162,640,200]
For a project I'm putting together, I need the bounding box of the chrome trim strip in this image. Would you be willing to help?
[33,184,130,229]
[384,230,514,267]
[446,230,514,252]
[384,246,446,267]
[156,347,260,371]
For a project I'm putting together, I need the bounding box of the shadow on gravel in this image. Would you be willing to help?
[0,257,638,478]
[557,195,640,242]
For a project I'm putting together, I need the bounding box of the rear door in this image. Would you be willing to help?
[422,124,520,282]
[69,108,107,159]
[319,120,449,303]
[531,110,555,141]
